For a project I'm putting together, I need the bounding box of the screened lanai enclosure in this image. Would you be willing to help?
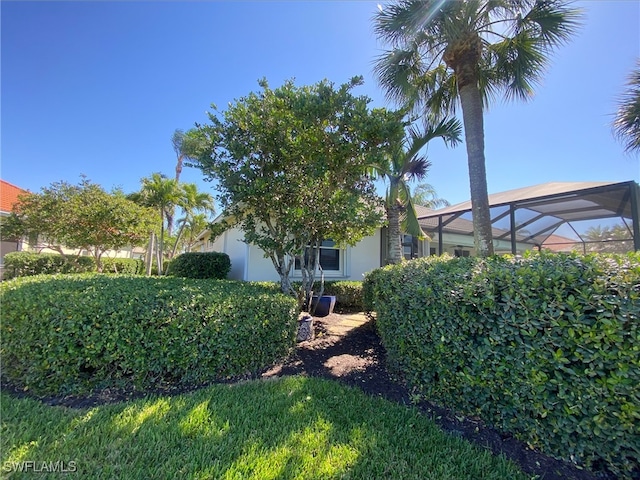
[418,181,640,256]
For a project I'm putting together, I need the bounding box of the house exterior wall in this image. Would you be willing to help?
[218,228,247,281]
[198,225,386,282]
[344,228,383,281]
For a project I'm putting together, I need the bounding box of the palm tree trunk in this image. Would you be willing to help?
[387,203,403,264]
[458,83,494,257]
[145,232,154,276]
[158,210,165,274]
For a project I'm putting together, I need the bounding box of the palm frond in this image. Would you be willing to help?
[373,48,424,108]
[403,157,431,182]
[519,0,583,50]
[374,0,450,46]
[399,183,427,239]
[489,33,546,101]
[613,62,640,154]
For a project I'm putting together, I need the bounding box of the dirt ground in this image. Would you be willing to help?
[2,312,618,479]
[263,313,615,480]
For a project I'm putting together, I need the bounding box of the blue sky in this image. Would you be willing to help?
[2,1,638,208]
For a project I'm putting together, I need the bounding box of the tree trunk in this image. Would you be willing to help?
[94,248,103,273]
[270,252,295,297]
[158,210,165,275]
[168,154,184,237]
[387,202,403,264]
[145,232,155,276]
[169,222,186,262]
[458,83,494,257]
[300,242,320,314]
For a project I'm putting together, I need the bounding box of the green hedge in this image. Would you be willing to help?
[290,281,363,311]
[0,274,298,395]
[2,252,94,278]
[365,252,640,478]
[101,257,145,275]
[167,252,231,279]
[322,281,363,311]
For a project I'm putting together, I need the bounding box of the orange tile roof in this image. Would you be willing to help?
[0,179,29,213]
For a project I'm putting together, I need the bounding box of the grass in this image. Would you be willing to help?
[1,376,531,480]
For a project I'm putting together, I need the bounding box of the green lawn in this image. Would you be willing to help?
[1,376,531,479]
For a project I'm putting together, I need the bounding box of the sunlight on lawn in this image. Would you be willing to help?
[1,377,529,479]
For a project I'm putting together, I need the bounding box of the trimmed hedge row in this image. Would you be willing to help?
[319,281,363,311]
[167,252,231,279]
[365,252,640,478]
[101,257,145,275]
[0,274,298,395]
[2,252,94,278]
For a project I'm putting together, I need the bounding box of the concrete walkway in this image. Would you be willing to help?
[323,312,371,337]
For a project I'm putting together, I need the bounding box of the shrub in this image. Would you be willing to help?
[0,274,298,395]
[363,266,393,313]
[322,281,363,311]
[166,252,231,279]
[366,252,640,478]
[2,252,94,279]
[101,258,145,275]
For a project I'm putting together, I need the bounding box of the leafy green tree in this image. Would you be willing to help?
[613,61,640,154]
[169,183,215,262]
[374,0,582,256]
[5,177,156,271]
[377,118,460,264]
[412,183,450,209]
[192,77,404,308]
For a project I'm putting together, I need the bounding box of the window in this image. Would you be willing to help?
[402,235,420,260]
[454,249,470,257]
[294,240,341,271]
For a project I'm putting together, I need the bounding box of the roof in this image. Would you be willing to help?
[0,179,28,214]
[420,182,618,217]
[418,181,639,250]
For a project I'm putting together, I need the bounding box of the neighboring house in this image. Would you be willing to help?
[540,233,578,253]
[192,181,639,282]
[0,180,29,278]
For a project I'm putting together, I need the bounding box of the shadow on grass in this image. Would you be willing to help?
[264,320,609,480]
[1,376,527,480]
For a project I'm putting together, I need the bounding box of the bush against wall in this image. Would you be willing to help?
[1,274,298,395]
[289,281,363,312]
[365,252,640,478]
[2,252,94,279]
[166,252,231,279]
[322,281,363,311]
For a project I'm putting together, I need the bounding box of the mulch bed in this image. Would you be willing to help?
[263,313,614,480]
[2,312,616,479]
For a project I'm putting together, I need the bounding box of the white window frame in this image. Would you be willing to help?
[292,240,347,278]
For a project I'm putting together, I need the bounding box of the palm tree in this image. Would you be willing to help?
[613,61,640,154]
[169,183,215,262]
[169,129,203,234]
[412,182,451,209]
[137,173,182,274]
[176,213,210,254]
[374,0,582,256]
[380,118,461,264]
